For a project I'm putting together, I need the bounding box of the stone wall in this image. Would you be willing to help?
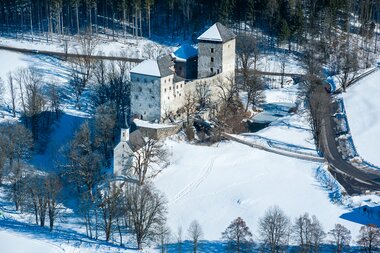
[197,41,223,78]
[138,124,182,140]
[130,73,162,122]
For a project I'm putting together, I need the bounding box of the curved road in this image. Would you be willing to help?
[320,69,380,195]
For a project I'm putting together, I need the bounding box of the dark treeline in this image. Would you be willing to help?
[0,0,379,42]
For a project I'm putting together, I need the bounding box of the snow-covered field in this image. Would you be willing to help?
[343,70,380,166]
[155,139,365,241]
[0,35,172,59]
[154,82,376,242]
[0,229,63,253]
[256,53,306,75]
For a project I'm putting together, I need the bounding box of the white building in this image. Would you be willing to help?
[129,22,236,123]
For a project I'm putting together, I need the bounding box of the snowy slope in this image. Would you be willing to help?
[343,70,380,166]
[0,229,63,253]
[155,140,362,241]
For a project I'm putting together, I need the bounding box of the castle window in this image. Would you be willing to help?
[217,69,220,74]
[169,87,172,90]
[164,88,167,92]
[211,48,214,53]
[152,96,155,99]
[176,85,178,89]
[210,68,214,73]
[168,96,170,100]
[211,57,214,62]
[180,84,183,88]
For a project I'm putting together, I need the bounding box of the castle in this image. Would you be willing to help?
[129,22,236,123]
[114,23,235,175]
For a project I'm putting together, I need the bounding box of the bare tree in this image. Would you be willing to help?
[328,224,351,253]
[258,206,290,253]
[357,224,380,253]
[292,213,313,252]
[335,42,360,92]
[7,72,17,118]
[13,67,46,140]
[188,220,203,253]
[245,74,265,112]
[66,121,102,199]
[292,213,325,253]
[94,103,117,164]
[97,180,122,241]
[180,92,197,125]
[47,84,61,119]
[142,42,169,59]
[236,33,260,74]
[222,217,253,253]
[310,215,325,253]
[45,174,62,231]
[70,33,98,107]
[195,82,211,109]
[216,75,239,107]
[157,223,171,253]
[0,123,33,168]
[214,76,247,135]
[129,138,169,185]
[177,226,183,253]
[125,183,168,250]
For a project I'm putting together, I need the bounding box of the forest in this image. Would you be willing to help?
[0,0,379,45]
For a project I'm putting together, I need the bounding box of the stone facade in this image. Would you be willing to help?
[130,73,162,122]
[130,22,236,123]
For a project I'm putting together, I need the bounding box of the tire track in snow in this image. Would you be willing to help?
[170,157,216,206]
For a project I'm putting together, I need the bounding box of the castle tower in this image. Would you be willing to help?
[130,55,186,122]
[197,23,236,79]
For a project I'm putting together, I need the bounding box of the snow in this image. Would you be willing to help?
[130,59,161,77]
[0,229,63,253]
[134,119,176,129]
[256,53,306,75]
[155,140,363,241]
[197,24,223,42]
[172,44,197,62]
[250,112,281,123]
[0,35,171,59]
[343,69,380,166]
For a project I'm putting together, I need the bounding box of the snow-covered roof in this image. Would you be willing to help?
[130,56,174,78]
[198,22,236,43]
[172,44,198,62]
[134,119,177,129]
[130,59,161,77]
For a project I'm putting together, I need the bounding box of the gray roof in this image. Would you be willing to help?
[130,55,174,78]
[198,22,236,43]
[157,55,175,77]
